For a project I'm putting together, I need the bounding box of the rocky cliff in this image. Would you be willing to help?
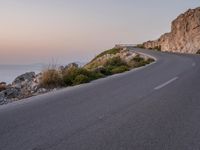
[143,7,200,54]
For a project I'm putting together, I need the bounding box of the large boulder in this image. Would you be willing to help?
[12,72,36,88]
[11,72,41,99]
[0,87,20,105]
[143,7,200,54]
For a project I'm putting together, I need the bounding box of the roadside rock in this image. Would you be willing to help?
[4,87,20,99]
[12,72,36,88]
[0,92,6,105]
[0,82,7,92]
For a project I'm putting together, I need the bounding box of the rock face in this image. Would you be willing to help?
[0,72,43,105]
[143,7,200,53]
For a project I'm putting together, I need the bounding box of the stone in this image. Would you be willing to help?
[0,92,6,105]
[4,87,20,99]
[65,63,78,69]
[143,7,200,54]
[0,82,7,92]
[12,72,36,87]
[37,88,47,94]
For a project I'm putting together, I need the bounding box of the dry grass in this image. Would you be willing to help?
[40,67,63,88]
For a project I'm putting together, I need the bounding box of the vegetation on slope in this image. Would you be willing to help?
[40,49,154,89]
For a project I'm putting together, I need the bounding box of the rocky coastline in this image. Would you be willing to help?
[0,63,78,105]
[0,48,154,105]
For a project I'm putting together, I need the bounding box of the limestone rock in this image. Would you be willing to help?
[12,72,36,88]
[0,92,6,105]
[143,7,200,54]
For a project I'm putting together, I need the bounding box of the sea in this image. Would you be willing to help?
[0,64,46,84]
[0,62,86,84]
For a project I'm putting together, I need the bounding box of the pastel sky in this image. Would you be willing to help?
[0,0,199,64]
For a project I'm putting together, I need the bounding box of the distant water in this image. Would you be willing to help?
[0,64,46,84]
[0,62,86,84]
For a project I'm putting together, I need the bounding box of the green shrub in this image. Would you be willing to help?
[111,66,129,74]
[97,57,130,75]
[63,67,104,86]
[130,55,150,68]
[146,58,155,64]
[132,55,144,63]
[89,71,105,80]
[133,61,146,68]
[62,67,88,86]
[40,69,63,88]
[73,74,90,85]
[105,56,127,67]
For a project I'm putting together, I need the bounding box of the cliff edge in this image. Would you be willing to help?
[143,7,200,54]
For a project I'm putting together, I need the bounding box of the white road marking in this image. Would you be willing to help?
[154,77,179,90]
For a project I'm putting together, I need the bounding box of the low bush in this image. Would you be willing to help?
[146,58,155,64]
[40,69,63,88]
[73,74,90,85]
[89,71,105,80]
[130,55,154,68]
[99,57,130,75]
[63,67,104,86]
[111,66,129,74]
[105,56,127,67]
[132,55,144,63]
[62,67,82,86]
[196,50,200,54]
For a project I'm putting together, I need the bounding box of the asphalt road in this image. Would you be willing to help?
[0,48,200,150]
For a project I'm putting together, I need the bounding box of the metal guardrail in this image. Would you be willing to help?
[115,44,137,48]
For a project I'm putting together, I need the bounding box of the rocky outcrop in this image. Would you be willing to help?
[0,49,154,105]
[84,48,139,70]
[58,63,79,72]
[0,64,79,105]
[84,47,152,71]
[0,72,44,105]
[143,7,200,54]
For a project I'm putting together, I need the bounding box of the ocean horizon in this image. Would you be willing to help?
[0,62,86,84]
[0,64,46,84]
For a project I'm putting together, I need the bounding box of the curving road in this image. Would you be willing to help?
[0,48,200,150]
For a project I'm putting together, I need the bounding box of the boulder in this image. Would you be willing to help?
[65,63,78,69]
[12,72,36,88]
[0,82,7,92]
[4,87,20,99]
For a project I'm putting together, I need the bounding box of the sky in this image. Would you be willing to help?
[0,0,199,65]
